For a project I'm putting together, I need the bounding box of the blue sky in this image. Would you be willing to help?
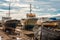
[0,0,60,19]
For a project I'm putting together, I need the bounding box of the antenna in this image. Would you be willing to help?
[30,4,32,13]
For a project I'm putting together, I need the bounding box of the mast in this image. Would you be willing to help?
[8,0,11,17]
[27,4,36,17]
[30,4,32,13]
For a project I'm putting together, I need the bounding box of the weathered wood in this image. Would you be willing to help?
[41,27,60,40]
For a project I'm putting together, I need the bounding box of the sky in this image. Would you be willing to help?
[0,0,60,20]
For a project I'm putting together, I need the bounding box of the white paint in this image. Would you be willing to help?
[0,36,2,40]
[16,37,22,40]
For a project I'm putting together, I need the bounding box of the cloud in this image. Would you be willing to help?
[48,8,56,12]
[38,13,60,18]
[0,0,60,20]
[0,3,9,6]
[0,12,6,18]
[23,0,35,2]
[11,13,26,19]
[0,9,26,20]
[37,13,51,17]
[37,13,60,18]
[12,3,30,8]
[36,1,50,5]
[50,0,60,1]
[32,8,45,12]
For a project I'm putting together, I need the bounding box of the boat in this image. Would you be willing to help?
[21,4,38,31]
[41,20,60,40]
[4,19,20,34]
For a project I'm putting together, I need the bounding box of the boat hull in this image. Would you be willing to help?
[41,27,60,40]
